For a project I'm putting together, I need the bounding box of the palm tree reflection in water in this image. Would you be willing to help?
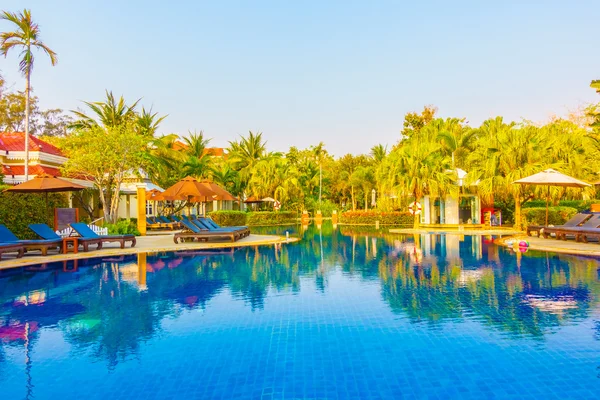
[0,222,598,374]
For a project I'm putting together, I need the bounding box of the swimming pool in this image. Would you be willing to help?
[0,223,599,399]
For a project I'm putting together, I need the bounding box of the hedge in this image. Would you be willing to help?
[208,210,247,227]
[103,219,141,236]
[522,206,578,227]
[339,211,413,226]
[0,191,68,239]
[304,198,337,217]
[247,211,296,226]
[523,199,600,212]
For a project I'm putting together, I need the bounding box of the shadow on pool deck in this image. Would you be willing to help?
[0,233,299,270]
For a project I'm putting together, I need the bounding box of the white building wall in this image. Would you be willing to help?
[444,196,459,224]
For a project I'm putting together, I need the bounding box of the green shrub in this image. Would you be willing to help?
[523,199,600,212]
[0,190,68,239]
[103,219,141,236]
[339,211,413,226]
[304,198,338,217]
[522,206,578,227]
[208,210,247,226]
[247,211,296,226]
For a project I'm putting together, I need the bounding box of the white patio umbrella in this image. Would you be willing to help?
[513,169,591,226]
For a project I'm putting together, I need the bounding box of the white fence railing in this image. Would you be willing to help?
[56,224,108,238]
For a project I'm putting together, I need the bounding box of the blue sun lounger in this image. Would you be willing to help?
[29,223,103,252]
[0,224,61,256]
[70,223,136,249]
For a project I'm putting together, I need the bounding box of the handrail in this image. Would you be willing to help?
[91,217,104,225]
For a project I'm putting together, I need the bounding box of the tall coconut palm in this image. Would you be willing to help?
[435,118,478,169]
[370,144,388,164]
[228,131,267,171]
[1,9,57,180]
[468,124,546,229]
[310,142,327,207]
[183,130,211,158]
[137,107,167,137]
[228,131,271,200]
[396,139,456,228]
[70,90,139,129]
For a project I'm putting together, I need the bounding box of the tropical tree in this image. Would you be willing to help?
[61,123,148,223]
[310,142,327,207]
[137,107,167,137]
[370,144,388,164]
[70,90,138,129]
[0,9,57,179]
[467,123,546,229]
[227,131,272,199]
[435,118,478,169]
[589,80,600,130]
[394,129,457,228]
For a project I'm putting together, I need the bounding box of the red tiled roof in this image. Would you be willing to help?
[204,147,225,157]
[0,132,64,157]
[2,165,62,177]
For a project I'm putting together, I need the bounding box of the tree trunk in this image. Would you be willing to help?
[514,195,522,231]
[24,71,31,180]
[97,185,111,224]
[109,182,123,224]
[413,190,420,229]
[364,191,368,211]
[351,186,356,211]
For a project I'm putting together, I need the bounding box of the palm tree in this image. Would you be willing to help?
[396,139,456,228]
[468,123,546,229]
[1,9,57,180]
[310,142,326,207]
[71,90,139,129]
[227,131,270,200]
[435,118,478,169]
[137,107,167,137]
[370,144,388,163]
[228,131,267,171]
[182,130,211,158]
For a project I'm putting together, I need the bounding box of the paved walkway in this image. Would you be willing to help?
[0,233,298,270]
[389,228,600,257]
[495,234,600,257]
[389,228,521,235]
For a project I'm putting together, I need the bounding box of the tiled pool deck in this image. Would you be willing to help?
[0,233,298,270]
[390,227,600,257]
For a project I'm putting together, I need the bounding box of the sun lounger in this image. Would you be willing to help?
[157,215,178,229]
[70,223,136,249]
[541,214,600,240]
[196,217,250,238]
[528,213,591,237]
[543,214,600,242]
[0,225,62,256]
[29,223,103,252]
[174,220,241,243]
[146,217,164,230]
[0,243,24,260]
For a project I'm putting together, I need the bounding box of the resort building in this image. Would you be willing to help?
[0,132,165,220]
[419,168,482,226]
[0,132,90,186]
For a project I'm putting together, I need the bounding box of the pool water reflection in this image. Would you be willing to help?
[0,223,599,399]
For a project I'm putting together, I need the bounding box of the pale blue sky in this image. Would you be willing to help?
[1,0,598,155]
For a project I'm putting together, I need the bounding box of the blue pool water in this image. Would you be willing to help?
[0,223,599,399]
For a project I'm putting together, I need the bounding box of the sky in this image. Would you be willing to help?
[1,0,599,156]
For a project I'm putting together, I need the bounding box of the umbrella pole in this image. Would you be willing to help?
[46,192,50,226]
[546,185,550,226]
